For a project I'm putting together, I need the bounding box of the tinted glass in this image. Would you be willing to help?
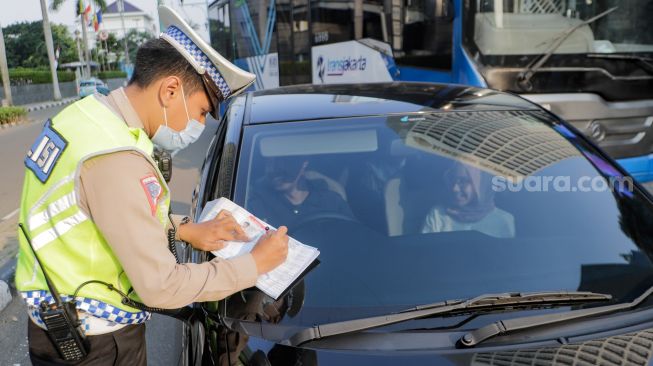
[232,110,653,326]
[209,1,234,61]
[228,0,278,59]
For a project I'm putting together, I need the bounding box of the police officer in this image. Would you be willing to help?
[16,6,288,365]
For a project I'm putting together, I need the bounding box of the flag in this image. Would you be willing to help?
[76,0,84,16]
[93,13,99,32]
[83,4,91,23]
[96,10,103,25]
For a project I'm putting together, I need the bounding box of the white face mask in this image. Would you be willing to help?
[151,84,205,156]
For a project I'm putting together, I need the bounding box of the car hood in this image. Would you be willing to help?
[240,326,653,366]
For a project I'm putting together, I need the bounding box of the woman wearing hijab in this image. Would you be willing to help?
[421,162,515,238]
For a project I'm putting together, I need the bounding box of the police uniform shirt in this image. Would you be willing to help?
[78,88,258,310]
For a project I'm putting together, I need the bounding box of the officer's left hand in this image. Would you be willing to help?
[178,210,250,251]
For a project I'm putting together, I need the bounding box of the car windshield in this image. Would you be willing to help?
[232,109,653,327]
[470,0,653,56]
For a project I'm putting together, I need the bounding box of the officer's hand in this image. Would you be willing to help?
[179,210,250,251]
[251,226,289,275]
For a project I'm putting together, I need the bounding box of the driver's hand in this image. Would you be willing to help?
[251,226,289,274]
[178,210,250,251]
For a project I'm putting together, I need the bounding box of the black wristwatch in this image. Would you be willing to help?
[179,216,191,226]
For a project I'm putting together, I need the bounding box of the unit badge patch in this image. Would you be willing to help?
[25,120,68,183]
[140,174,162,216]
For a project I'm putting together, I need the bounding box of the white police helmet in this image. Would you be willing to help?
[158,5,256,115]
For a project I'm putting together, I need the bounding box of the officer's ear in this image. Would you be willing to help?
[158,76,182,108]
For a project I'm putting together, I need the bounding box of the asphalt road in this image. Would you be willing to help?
[0,102,219,365]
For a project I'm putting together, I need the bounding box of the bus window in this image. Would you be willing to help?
[209,2,234,61]
[229,0,279,59]
[278,0,311,85]
[310,0,354,45]
[397,0,453,71]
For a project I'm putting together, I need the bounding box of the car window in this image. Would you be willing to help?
[232,110,653,326]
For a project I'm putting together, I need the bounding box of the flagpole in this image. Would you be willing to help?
[80,9,91,78]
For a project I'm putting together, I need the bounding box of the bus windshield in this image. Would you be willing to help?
[470,0,653,57]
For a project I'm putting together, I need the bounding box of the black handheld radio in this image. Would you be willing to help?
[19,223,89,362]
[153,148,172,183]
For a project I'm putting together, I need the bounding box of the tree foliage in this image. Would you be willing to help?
[124,29,154,62]
[2,21,78,69]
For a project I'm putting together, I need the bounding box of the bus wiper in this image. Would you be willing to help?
[517,7,618,91]
[459,285,653,348]
[586,53,653,75]
[283,291,611,347]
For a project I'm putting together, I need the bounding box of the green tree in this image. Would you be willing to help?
[121,29,153,63]
[2,21,77,68]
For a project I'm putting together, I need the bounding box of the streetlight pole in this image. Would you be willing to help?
[75,30,84,67]
[0,23,13,106]
[39,0,62,100]
[119,0,130,66]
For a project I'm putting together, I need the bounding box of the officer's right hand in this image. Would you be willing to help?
[251,226,289,275]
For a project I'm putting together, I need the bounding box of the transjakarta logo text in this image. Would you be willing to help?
[322,55,368,76]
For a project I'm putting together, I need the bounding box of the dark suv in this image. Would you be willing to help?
[184,82,653,366]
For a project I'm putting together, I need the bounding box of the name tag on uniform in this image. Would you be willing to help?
[25,120,68,183]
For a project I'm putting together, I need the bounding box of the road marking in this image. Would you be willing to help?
[1,208,19,221]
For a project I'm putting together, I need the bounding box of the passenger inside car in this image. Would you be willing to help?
[247,156,353,228]
[421,162,515,238]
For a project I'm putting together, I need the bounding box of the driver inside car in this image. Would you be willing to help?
[421,162,515,238]
[248,157,353,228]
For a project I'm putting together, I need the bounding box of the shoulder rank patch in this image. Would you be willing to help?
[25,120,68,183]
[140,174,162,216]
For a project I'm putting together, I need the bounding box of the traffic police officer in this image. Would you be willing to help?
[15,6,289,365]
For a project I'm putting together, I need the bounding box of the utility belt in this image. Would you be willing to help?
[21,290,150,335]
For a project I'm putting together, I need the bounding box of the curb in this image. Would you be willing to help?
[0,259,15,315]
[24,97,77,113]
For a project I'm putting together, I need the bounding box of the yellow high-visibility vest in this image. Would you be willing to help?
[16,96,170,318]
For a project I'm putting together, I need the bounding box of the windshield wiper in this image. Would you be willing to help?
[282,291,611,346]
[459,285,653,347]
[586,53,653,75]
[517,7,618,91]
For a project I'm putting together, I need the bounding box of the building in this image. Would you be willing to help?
[405,110,579,179]
[102,0,157,38]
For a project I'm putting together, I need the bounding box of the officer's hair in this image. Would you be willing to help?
[129,38,204,95]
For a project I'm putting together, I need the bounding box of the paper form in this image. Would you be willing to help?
[199,197,320,299]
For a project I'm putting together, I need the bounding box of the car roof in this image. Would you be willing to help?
[244,82,540,124]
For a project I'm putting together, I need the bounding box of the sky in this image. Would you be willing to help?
[1,0,210,40]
